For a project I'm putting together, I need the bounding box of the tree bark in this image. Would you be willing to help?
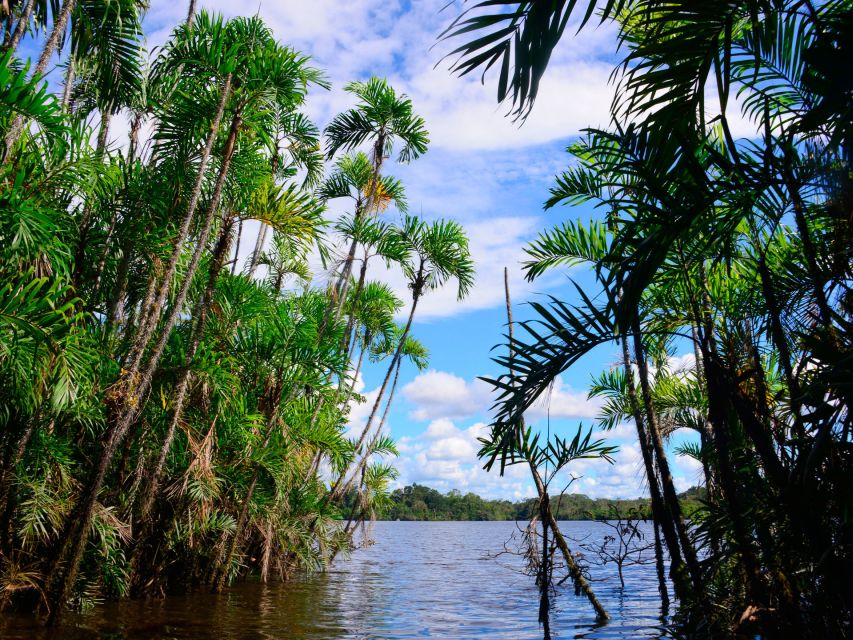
[620,333,690,599]
[124,73,232,378]
[327,287,420,505]
[3,0,35,57]
[136,218,233,522]
[61,55,75,110]
[186,0,196,26]
[630,318,703,595]
[504,268,608,620]
[3,0,77,158]
[46,97,239,627]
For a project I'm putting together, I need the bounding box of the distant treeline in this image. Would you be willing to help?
[376,484,706,521]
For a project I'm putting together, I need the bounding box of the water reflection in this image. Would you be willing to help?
[0,521,673,639]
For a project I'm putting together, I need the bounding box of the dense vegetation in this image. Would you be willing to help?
[0,1,474,625]
[373,484,704,521]
[444,0,852,637]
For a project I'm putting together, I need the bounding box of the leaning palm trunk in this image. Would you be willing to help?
[337,357,401,505]
[619,330,690,599]
[340,251,369,353]
[124,73,233,377]
[502,269,607,620]
[630,319,703,596]
[328,289,419,504]
[186,0,197,26]
[45,100,240,627]
[3,0,77,158]
[3,0,35,57]
[135,218,234,523]
[246,221,268,277]
[61,56,75,109]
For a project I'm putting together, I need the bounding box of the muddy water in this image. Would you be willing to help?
[1,521,671,639]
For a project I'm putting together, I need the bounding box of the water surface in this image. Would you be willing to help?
[1,521,670,639]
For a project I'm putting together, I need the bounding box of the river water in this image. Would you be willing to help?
[1,521,671,639]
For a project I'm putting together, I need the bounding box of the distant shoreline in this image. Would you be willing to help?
[364,484,705,522]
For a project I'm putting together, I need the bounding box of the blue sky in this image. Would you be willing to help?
[32,0,711,499]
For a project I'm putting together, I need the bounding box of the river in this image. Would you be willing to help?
[0,521,671,639]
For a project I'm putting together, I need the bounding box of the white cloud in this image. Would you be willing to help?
[402,370,492,421]
[525,376,602,421]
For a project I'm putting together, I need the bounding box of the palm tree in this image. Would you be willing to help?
[44,15,327,622]
[0,6,481,622]
[333,215,474,500]
[322,78,428,319]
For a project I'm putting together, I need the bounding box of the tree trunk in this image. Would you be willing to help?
[538,492,552,640]
[756,253,804,438]
[327,288,420,504]
[136,218,233,522]
[71,111,113,289]
[337,357,401,502]
[504,268,608,620]
[61,55,75,110]
[186,0,196,26]
[784,165,831,326]
[128,111,143,163]
[351,291,417,461]
[340,251,368,353]
[45,98,239,627]
[124,72,232,378]
[630,319,703,595]
[620,333,691,599]
[653,519,670,612]
[231,218,243,275]
[3,0,77,158]
[3,0,35,57]
[246,222,268,277]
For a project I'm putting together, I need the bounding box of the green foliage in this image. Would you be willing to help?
[0,8,469,621]
[376,484,705,522]
[447,0,853,634]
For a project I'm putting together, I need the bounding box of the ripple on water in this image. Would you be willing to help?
[0,521,673,639]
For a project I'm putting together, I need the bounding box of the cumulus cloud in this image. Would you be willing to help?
[525,376,602,421]
[393,421,536,500]
[402,370,493,421]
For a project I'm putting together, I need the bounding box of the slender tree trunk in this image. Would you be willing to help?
[61,56,75,110]
[247,222,268,277]
[620,333,689,599]
[125,73,232,377]
[538,492,552,640]
[96,110,112,153]
[327,288,420,504]
[186,0,196,26]
[340,252,368,353]
[3,0,77,158]
[337,358,401,502]
[128,111,143,163]
[351,292,417,460]
[696,267,765,605]
[653,519,670,612]
[107,247,131,326]
[3,0,35,57]
[630,319,703,595]
[756,253,804,437]
[70,111,113,289]
[784,166,832,326]
[504,268,607,620]
[136,219,233,522]
[46,101,240,627]
[231,218,243,275]
[0,414,38,552]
